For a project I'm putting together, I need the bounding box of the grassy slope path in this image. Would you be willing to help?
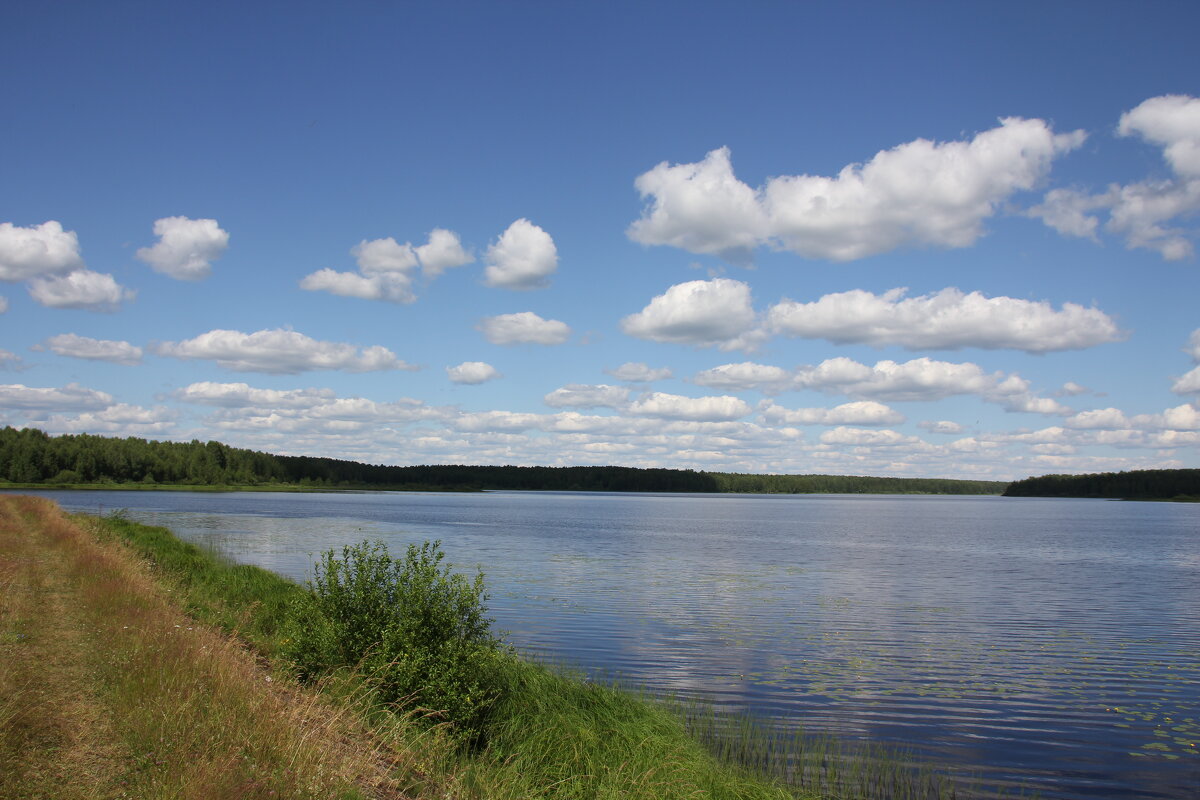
[0,495,412,800]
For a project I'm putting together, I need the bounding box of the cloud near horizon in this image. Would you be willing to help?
[153,328,415,374]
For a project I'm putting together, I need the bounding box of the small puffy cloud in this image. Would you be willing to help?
[1059,381,1093,396]
[0,382,113,411]
[543,384,630,409]
[0,295,6,313]
[0,349,25,371]
[919,420,966,434]
[691,362,793,394]
[300,269,415,303]
[605,362,672,383]
[136,216,229,280]
[767,287,1122,352]
[629,119,1083,263]
[174,382,337,408]
[1173,366,1200,395]
[621,278,760,350]
[484,219,558,289]
[154,328,413,374]
[1186,329,1200,362]
[27,270,135,311]
[478,312,571,345]
[416,228,473,277]
[40,333,143,365]
[762,400,905,426]
[628,392,751,422]
[447,361,502,385]
[1026,188,1107,240]
[0,221,84,281]
[354,237,418,274]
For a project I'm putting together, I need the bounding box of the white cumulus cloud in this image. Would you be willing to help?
[793,356,1068,414]
[136,216,229,280]
[767,287,1122,352]
[299,269,415,303]
[484,219,558,289]
[819,427,923,447]
[919,420,966,434]
[27,270,135,311]
[41,333,143,365]
[478,312,570,345]
[1032,95,1200,261]
[174,382,337,408]
[629,118,1084,262]
[0,221,84,281]
[0,382,113,411]
[761,400,905,427]
[628,392,751,422]
[620,278,760,350]
[302,229,473,303]
[1187,329,1200,362]
[605,362,673,383]
[1173,366,1200,395]
[154,328,414,374]
[416,228,474,277]
[0,350,25,371]
[543,384,630,409]
[447,361,502,385]
[43,403,177,435]
[691,362,793,393]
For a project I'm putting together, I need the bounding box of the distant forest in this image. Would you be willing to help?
[0,427,1007,495]
[1003,469,1200,500]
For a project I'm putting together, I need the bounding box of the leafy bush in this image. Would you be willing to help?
[283,539,506,743]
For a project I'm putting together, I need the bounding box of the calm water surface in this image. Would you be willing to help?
[22,489,1199,799]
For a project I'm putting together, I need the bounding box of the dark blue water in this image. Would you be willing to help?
[19,489,1199,799]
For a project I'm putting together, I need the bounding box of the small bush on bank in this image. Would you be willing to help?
[283,539,507,744]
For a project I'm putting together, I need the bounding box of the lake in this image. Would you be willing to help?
[16,489,1198,799]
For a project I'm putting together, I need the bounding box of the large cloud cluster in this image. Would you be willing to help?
[629,118,1084,262]
[621,279,1120,354]
[767,288,1123,352]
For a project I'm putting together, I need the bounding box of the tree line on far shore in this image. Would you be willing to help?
[0,427,1009,495]
[1003,469,1200,500]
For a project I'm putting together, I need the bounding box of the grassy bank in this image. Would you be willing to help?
[2,496,973,799]
[0,494,417,799]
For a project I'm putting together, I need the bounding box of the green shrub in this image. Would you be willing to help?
[283,539,506,744]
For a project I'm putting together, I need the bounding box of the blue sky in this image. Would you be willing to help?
[3,0,1199,480]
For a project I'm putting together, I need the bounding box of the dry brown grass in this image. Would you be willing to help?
[0,495,439,799]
